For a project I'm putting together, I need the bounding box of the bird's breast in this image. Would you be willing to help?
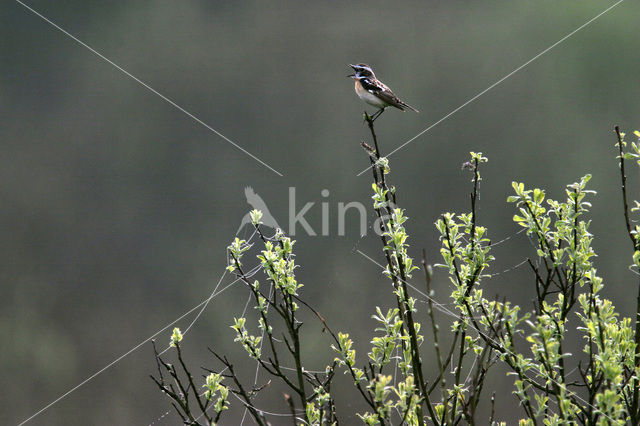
[354,79,388,109]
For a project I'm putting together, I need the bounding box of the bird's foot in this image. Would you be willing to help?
[369,109,384,123]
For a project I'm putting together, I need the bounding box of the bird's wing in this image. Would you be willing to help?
[360,78,406,111]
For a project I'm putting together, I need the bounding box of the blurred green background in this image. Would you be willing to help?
[2,1,639,424]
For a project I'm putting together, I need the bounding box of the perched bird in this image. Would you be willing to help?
[348,63,418,121]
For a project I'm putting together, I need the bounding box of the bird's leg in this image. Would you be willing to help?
[362,109,384,125]
[370,108,385,123]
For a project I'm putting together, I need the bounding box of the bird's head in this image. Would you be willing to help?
[347,63,375,79]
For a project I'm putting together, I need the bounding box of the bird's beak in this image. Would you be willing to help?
[347,64,356,78]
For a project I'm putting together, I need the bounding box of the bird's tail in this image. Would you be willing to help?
[400,101,419,113]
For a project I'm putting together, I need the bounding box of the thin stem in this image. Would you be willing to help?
[362,115,436,425]
[616,125,634,247]
[422,250,447,405]
[615,125,640,423]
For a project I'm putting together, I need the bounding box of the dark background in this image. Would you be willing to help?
[2,1,640,424]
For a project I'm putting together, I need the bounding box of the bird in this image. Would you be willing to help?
[347,63,418,122]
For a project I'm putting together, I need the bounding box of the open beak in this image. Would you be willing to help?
[347,64,356,78]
